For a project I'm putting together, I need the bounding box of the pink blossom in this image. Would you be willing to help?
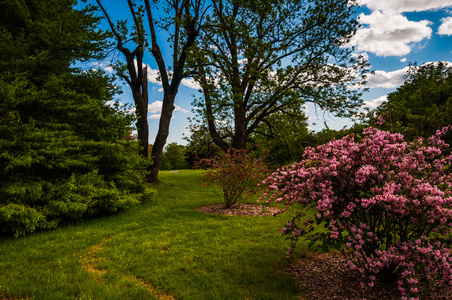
[261,126,452,297]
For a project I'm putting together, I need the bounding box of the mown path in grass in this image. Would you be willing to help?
[0,170,303,300]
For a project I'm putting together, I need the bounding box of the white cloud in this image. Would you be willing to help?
[365,61,452,89]
[350,11,432,57]
[363,95,388,108]
[360,0,452,13]
[181,78,201,90]
[400,58,407,63]
[421,60,452,68]
[148,101,189,114]
[148,113,177,120]
[438,16,452,35]
[143,62,201,90]
[148,113,161,119]
[175,105,189,113]
[148,101,163,113]
[104,65,114,73]
[147,67,162,84]
[366,67,408,88]
[105,100,119,107]
[91,62,114,73]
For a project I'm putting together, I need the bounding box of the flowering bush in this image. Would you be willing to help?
[196,149,268,208]
[261,126,452,299]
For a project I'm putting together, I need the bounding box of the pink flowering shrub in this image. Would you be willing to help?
[261,126,452,299]
[196,149,268,208]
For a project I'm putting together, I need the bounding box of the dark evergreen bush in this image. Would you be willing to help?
[0,0,150,236]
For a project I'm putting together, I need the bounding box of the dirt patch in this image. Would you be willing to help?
[287,251,449,299]
[196,203,281,217]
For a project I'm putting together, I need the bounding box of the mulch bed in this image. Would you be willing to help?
[287,251,449,299]
[195,203,281,216]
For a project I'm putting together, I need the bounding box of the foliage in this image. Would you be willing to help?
[196,149,269,208]
[161,142,189,170]
[0,0,148,236]
[189,0,369,151]
[184,122,223,167]
[250,109,312,167]
[371,62,452,142]
[262,126,452,299]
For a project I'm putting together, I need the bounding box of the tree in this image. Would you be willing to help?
[184,121,223,166]
[0,0,148,236]
[189,0,368,152]
[96,0,150,159]
[161,142,188,170]
[249,108,313,166]
[96,0,208,182]
[373,62,452,142]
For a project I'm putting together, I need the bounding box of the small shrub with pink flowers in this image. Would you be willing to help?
[261,126,452,299]
[196,149,268,208]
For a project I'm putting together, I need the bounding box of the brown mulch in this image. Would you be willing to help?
[197,204,450,300]
[195,203,281,216]
[287,251,449,300]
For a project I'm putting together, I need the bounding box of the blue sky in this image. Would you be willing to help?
[92,0,452,145]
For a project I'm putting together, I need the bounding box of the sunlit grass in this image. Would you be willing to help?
[0,170,309,299]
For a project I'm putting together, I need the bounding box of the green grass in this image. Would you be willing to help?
[0,170,309,300]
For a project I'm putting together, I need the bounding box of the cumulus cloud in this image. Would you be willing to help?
[365,61,452,89]
[104,65,114,73]
[131,59,200,90]
[181,77,201,90]
[147,67,162,84]
[105,100,120,107]
[349,11,432,57]
[438,16,452,35]
[360,0,452,13]
[148,101,163,113]
[148,114,161,119]
[366,67,409,88]
[148,101,189,114]
[90,62,114,73]
[363,95,388,108]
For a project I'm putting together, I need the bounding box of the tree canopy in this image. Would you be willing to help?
[161,142,189,170]
[188,0,369,151]
[373,62,452,141]
[0,0,149,236]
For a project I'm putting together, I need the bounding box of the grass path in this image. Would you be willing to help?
[0,170,303,299]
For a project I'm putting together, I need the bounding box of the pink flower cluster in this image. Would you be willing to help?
[261,126,452,298]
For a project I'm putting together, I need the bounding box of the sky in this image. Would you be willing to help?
[92,0,452,145]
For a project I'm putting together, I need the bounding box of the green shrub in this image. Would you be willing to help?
[196,149,268,208]
[0,0,150,236]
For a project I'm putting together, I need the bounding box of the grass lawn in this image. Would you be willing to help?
[0,170,308,300]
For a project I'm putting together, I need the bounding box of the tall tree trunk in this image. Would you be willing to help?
[232,103,247,150]
[136,66,149,158]
[148,91,176,182]
[199,67,230,152]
